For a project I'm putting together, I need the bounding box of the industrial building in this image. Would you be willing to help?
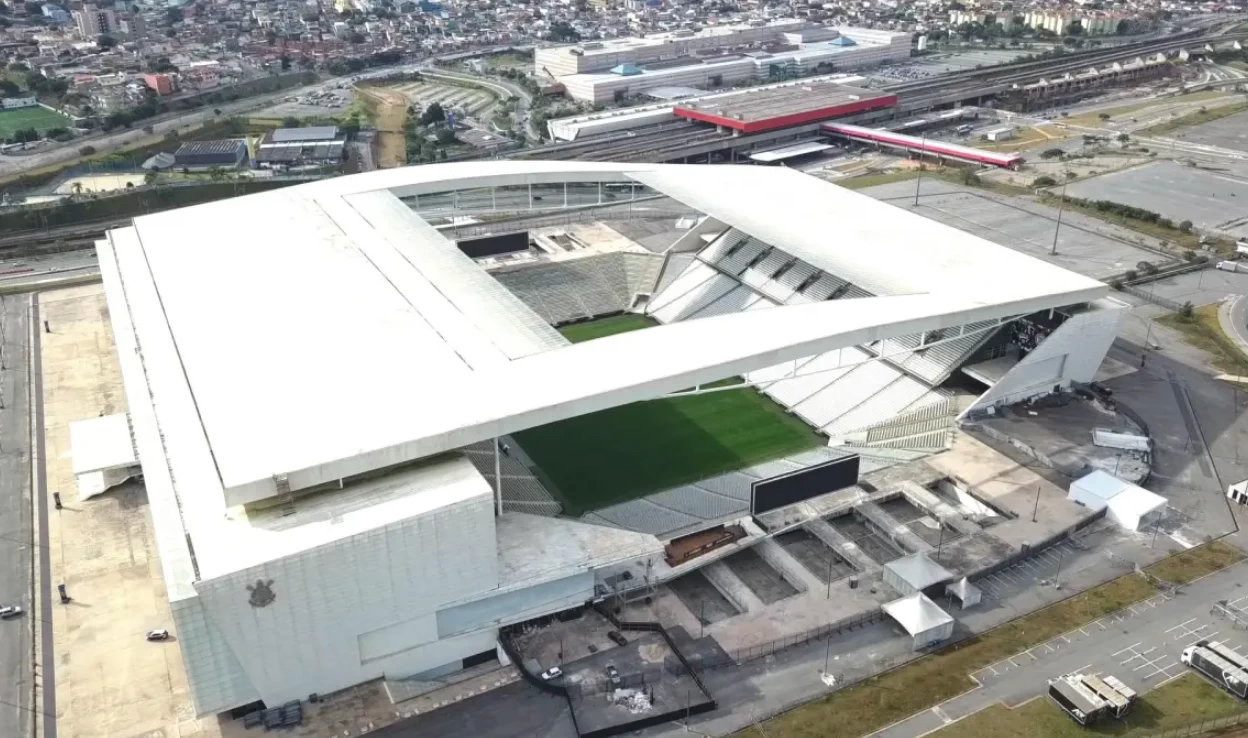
[255,125,345,169]
[96,161,1118,718]
[172,139,248,169]
[536,22,911,103]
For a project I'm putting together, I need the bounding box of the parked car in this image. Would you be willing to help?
[0,606,22,619]
[145,629,170,641]
[607,630,627,647]
[540,666,562,681]
[605,664,621,687]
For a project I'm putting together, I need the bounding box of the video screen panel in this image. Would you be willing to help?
[457,231,529,258]
[751,456,861,514]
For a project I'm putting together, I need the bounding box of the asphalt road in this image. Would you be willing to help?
[0,294,33,738]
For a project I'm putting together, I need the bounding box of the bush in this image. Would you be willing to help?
[78,145,96,156]
[1040,148,1064,160]
[1032,175,1057,187]
[1137,260,1158,275]
[1124,269,1138,280]
[1184,250,1197,262]
[1179,220,1193,233]
[1099,112,1111,121]
[1179,301,1195,319]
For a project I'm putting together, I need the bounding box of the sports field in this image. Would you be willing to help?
[514,314,823,514]
[0,105,71,138]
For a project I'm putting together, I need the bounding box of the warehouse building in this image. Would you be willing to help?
[255,126,346,169]
[173,139,248,169]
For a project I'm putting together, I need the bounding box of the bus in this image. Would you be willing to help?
[1048,675,1108,725]
[1079,674,1134,718]
[1183,644,1248,699]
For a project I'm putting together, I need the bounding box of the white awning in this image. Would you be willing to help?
[883,592,954,636]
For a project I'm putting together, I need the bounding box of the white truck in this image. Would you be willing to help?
[1217,260,1248,273]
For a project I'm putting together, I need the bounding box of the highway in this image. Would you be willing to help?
[0,293,33,738]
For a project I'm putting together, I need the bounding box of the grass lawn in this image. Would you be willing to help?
[1138,100,1248,137]
[558,314,656,343]
[752,541,1243,738]
[1157,304,1248,375]
[928,674,1244,738]
[1148,540,1244,584]
[512,315,823,514]
[0,105,71,137]
[835,169,922,190]
[1040,194,1204,251]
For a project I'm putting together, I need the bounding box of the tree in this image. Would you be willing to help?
[1179,220,1193,233]
[1040,148,1064,160]
[1033,175,1057,187]
[1117,133,1130,143]
[8,61,27,72]
[148,57,177,73]
[78,145,95,156]
[280,55,291,71]
[419,101,445,126]
[1179,301,1194,319]
[97,34,117,49]
[1065,20,1083,36]
[435,127,456,145]
[348,31,366,44]
[143,124,154,134]
[143,170,158,186]
[1116,19,1131,35]
[166,7,182,23]
[545,20,580,42]
[1098,112,1111,121]
[0,79,18,97]
[281,116,302,128]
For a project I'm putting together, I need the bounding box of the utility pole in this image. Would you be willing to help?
[1032,484,1041,522]
[823,632,833,677]
[1053,545,1065,588]
[936,522,946,561]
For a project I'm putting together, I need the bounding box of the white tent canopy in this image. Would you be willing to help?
[883,593,955,648]
[1068,470,1167,532]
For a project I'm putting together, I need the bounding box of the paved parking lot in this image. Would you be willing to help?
[1119,268,1248,309]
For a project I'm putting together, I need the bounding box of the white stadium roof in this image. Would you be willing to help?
[99,161,1105,585]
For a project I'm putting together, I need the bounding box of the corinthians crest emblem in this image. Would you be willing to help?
[247,579,276,608]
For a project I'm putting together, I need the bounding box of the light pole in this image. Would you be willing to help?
[1050,173,1068,256]
[914,135,927,207]
[1053,545,1065,589]
[1032,484,1041,522]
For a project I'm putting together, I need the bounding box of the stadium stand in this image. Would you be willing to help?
[578,447,911,537]
[461,439,562,516]
[491,252,662,326]
[642,227,997,448]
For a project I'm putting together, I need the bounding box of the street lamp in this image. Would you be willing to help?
[1050,172,1068,256]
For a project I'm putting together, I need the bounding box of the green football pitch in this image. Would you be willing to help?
[513,314,823,515]
[0,105,71,138]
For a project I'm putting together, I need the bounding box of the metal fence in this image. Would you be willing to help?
[1138,712,1248,738]
[1120,284,1185,312]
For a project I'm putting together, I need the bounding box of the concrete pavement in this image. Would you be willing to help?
[0,294,33,738]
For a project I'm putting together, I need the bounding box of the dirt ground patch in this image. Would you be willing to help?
[355,86,408,168]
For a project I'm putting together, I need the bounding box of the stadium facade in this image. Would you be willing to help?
[98,161,1119,716]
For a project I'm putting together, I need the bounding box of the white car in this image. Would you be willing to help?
[0,605,23,619]
[146,629,170,641]
[540,667,563,681]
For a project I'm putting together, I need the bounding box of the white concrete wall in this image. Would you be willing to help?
[968,300,1124,413]
[193,491,498,707]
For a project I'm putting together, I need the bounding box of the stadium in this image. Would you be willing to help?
[97,161,1119,717]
